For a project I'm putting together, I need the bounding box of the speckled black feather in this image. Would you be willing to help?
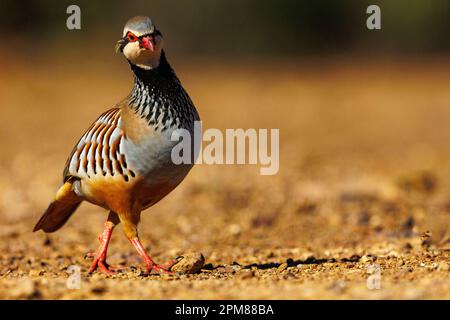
[128,51,199,132]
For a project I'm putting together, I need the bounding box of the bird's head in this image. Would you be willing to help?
[115,16,164,70]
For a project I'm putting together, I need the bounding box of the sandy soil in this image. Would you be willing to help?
[0,53,449,299]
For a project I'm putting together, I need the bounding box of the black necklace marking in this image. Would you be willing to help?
[128,51,198,132]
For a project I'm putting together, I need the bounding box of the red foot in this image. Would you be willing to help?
[145,259,178,275]
[87,253,127,275]
[89,258,117,276]
[86,222,125,275]
[129,237,177,275]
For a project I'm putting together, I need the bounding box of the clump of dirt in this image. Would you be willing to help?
[170,252,205,274]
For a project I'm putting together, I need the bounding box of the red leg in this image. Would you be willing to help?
[88,222,116,275]
[85,233,107,258]
[88,214,125,275]
[129,237,177,274]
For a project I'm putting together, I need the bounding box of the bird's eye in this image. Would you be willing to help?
[127,33,138,42]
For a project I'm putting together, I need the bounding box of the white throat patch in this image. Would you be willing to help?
[123,36,163,70]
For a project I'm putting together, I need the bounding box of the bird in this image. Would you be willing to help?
[33,16,200,275]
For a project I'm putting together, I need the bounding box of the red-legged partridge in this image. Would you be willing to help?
[34,16,200,275]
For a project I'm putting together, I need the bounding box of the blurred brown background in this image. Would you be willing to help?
[2,0,450,56]
[0,0,449,299]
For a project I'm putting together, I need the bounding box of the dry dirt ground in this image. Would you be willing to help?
[0,52,449,299]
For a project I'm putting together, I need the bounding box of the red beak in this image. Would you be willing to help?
[140,36,154,51]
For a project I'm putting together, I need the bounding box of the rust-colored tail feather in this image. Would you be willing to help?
[33,180,82,233]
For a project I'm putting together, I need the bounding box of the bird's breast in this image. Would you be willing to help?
[121,111,196,188]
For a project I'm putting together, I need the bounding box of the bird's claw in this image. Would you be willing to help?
[91,260,116,275]
[88,254,127,275]
[145,259,178,275]
[85,252,96,259]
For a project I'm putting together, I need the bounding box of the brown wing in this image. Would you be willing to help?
[63,108,134,182]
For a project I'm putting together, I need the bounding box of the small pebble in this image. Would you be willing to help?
[283,272,296,280]
[228,224,241,236]
[387,251,399,258]
[8,278,39,299]
[438,262,449,271]
[401,266,414,273]
[360,255,375,264]
[28,270,44,277]
[91,286,107,294]
[170,252,205,274]
[277,263,288,271]
[237,270,255,280]
[403,243,413,251]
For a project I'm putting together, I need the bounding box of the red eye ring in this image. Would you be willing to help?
[127,32,138,42]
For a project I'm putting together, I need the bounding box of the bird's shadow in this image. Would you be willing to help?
[202,254,361,271]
